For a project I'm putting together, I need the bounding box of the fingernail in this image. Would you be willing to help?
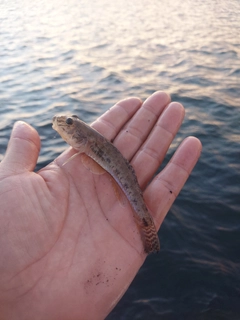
[12,121,30,138]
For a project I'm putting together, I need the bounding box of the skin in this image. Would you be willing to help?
[0,91,202,320]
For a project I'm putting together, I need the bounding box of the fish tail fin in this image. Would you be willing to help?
[140,218,160,254]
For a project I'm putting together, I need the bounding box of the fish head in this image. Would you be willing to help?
[52,114,88,148]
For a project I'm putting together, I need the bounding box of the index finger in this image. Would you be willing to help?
[91,97,142,141]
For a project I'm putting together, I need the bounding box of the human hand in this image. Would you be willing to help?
[0,91,201,320]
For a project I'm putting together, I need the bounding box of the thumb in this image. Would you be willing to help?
[0,121,41,175]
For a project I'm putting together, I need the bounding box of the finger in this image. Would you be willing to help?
[0,121,41,175]
[113,91,171,160]
[91,97,142,141]
[144,136,202,228]
[132,102,185,189]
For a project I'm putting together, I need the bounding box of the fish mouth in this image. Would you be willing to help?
[52,115,65,132]
[52,115,67,127]
[52,115,58,130]
[52,115,63,131]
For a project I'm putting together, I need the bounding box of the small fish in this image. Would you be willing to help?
[52,114,160,254]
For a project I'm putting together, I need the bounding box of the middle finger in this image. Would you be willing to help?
[113,91,171,160]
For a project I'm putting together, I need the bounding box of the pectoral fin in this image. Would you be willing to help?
[81,154,127,207]
[81,153,106,174]
[62,151,82,166]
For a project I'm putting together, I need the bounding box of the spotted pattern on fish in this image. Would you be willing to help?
[52,114,160,253]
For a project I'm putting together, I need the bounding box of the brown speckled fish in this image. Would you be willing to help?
[52,114,160,254]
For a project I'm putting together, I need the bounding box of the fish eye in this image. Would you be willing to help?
[66,117,74,125]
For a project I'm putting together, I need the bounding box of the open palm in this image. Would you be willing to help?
[0,92,201,320]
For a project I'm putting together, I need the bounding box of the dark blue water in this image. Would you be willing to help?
[1,0,240,319]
